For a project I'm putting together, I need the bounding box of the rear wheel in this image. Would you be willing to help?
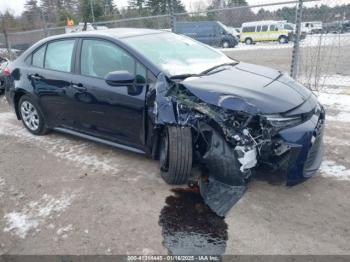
[245,38,253,45]
[278,36,288,44]
[160,126,193,185]
[18,95,49,135]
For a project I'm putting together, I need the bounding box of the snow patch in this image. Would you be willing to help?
[327,112,350,123]
[56,224,73,235]
[319,160,350,181]
[4,193,74,239]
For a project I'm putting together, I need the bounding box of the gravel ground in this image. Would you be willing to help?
[0,41,350,255]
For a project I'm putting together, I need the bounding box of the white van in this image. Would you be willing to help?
[301,21,323,34]
[240,20,294,45]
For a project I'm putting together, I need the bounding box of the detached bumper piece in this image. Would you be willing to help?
[200,177,246,217]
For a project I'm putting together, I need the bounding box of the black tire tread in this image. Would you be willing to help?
[161,126,192,185]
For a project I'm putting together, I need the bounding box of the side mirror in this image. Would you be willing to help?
[105,71,134,86]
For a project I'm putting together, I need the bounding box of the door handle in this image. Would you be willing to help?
[71,83,87,92]
[30,74,42,80]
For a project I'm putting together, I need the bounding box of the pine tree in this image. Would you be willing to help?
[103,0,116,16]
[40,0,59,24]
[23,0,41,28]
[128,0,145,14]
[79,0,104,22]
[145,0,185,15]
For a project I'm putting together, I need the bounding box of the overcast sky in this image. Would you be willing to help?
[0,0,348,17]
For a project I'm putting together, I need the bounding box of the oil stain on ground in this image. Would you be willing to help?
[159,188,228,255]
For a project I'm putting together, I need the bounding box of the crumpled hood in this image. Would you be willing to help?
[181,62,312,114]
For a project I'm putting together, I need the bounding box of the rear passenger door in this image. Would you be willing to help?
[67,38,148,148]
[29,39,77,127]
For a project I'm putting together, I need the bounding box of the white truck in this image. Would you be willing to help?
[301,21,323,34]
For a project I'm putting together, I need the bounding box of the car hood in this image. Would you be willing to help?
[181,62,312,114]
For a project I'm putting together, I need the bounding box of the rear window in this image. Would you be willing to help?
[32,45,46,68]
[45,40,75,72]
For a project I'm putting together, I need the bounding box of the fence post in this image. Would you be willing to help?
[0,15,11,60]
[40,10,49,37]
[290,0,303,79]
[169,0,176,32]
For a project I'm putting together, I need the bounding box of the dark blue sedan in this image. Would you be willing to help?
[4,28,325,215]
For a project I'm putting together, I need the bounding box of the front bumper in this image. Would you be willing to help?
[278,109,325,186]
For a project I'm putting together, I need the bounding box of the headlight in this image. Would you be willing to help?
[264,115,303,130]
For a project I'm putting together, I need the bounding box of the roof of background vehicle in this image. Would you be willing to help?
[241,20,282,26]
[66,28,167,39]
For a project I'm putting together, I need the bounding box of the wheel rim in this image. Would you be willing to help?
[159,131,169,172]
[21,101,40,131]
[223,41,229,48]
[246,39,251,45]
[280,37,286,44]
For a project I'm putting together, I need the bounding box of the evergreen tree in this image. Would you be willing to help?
[23,0,41,29]
[79,0,104,22]
[145,0,185,15]
[103,0,116,16]
[128,0,146,14]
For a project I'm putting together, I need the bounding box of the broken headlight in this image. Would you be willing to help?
[264,115,303,130]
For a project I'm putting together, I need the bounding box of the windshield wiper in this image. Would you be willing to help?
[200,62,239,75]
[169,73,200,80]
[169,62,239,80]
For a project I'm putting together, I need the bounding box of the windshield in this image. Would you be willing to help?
[122,32,235,76]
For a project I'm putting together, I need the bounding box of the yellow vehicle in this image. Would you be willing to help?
[240,21,294,45]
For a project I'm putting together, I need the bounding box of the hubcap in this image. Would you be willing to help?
[21,101,40,131]
[223,41,229,48]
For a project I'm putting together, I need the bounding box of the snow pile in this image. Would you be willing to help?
[4,193,74,239]
[317,78,350,123]
[320,160,350,181]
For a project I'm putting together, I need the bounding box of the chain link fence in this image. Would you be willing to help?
[0,0,349,90]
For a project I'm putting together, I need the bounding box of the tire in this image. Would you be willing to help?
[278,36,288,44]
[222,40,230,48]
[245,38,253,45]
[18,95,49,135]
[159,126,193,185]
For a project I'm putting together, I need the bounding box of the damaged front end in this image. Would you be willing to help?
[150,73,325,217]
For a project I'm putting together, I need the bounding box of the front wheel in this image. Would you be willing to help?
[222,41,230,48]
[159,126,193,185]
[18,95,49,135]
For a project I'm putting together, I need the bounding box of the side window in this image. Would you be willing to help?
[262,25,268,32]
[270,25,276,31]
[32,45,46,68]
[81,39,137,79]
[45,40,75,72]
[257,25,261,32]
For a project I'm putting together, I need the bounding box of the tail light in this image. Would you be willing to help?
[3,67,10,76]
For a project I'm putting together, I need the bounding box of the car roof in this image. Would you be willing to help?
[50,28,168,41]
